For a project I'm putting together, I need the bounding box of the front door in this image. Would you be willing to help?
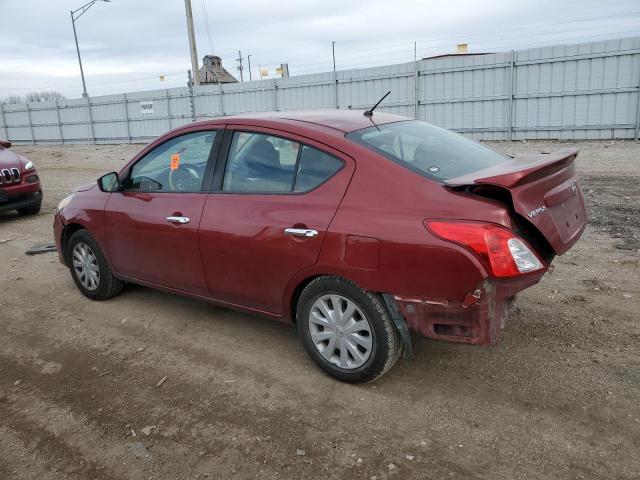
[105,129,221,295]
[198,128,354,314]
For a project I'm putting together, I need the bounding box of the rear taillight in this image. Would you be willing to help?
[425,221,545,277]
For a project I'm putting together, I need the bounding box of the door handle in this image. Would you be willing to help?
[284,228,318,238]
[166,215,190,224]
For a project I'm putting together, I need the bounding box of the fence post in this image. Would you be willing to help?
[508,50,515,141]
[123,93,132,143]
[166,89,172,129]
[25,102,35,145]
[0,103,7,141]
[274,81,279,111]
[219,85,224,117]
[55,100,64,143]
[187,70,196,122]
[414,59,419,119]
[635,66,640,141]
[86,97,96,144]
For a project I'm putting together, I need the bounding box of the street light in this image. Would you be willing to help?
[70,0,110,98]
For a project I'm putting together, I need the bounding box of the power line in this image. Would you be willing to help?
[4,12,640,97]
[254,10,640,66]
[200,0,214,53]
[286,21,640,74]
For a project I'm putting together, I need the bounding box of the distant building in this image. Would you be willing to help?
[198,55,238,84]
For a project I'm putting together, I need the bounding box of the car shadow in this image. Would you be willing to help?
[111,281,502,395]
[0,211,21,222]
[0,210,43,224]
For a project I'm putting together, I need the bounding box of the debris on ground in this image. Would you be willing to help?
[128,441,150,459]
[25,242,57,256]
[141,425,156,436]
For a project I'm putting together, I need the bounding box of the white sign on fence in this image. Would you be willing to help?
[139,101,154,115]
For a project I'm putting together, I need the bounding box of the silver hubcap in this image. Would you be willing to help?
[72,242,100,291]
[308,294,373,369]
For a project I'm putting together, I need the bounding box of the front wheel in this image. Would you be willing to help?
[17,202,41,216]
[67,229,124,300]
[297,276,401,383]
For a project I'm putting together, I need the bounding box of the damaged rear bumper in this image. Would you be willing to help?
[394,274,544,346]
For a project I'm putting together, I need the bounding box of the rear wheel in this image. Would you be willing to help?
[297,276,401,383]
[67,229,123,300]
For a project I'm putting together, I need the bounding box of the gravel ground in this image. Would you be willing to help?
[0,140,638,480]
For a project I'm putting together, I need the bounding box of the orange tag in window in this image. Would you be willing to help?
[170,153,180,171]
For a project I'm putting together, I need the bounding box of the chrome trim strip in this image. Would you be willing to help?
[0,168,22,184]
[166,216,190,224]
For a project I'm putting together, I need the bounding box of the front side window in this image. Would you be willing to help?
[126,131,217,192]
[222,132,344,194]
[346,120,507,182]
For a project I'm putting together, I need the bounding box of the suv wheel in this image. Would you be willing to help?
[67,229,124,300]
[297,276,401,383]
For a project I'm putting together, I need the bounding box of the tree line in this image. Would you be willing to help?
[2,91,66,105]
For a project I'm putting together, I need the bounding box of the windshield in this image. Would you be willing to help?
[346,120,507,181]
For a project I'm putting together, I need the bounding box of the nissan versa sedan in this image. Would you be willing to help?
[53,110,586,383]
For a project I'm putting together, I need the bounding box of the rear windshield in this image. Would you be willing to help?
[346,120,507,181]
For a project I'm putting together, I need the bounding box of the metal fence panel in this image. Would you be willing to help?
[2,35,640,144]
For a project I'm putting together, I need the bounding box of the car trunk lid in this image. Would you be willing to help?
[445,149,586,255]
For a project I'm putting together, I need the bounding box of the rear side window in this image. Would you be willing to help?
[223,132,299,192]
[222,131,344,193]
[346,120,506,181]
[294,146,343,192]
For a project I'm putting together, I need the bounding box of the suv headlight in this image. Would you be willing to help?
[57,194,75,211]
[24,160,34,170]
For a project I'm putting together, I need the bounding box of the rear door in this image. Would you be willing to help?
[198,126,354,314]
[105,129,222,295]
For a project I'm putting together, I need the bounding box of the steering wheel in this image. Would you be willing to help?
[168,163,201,191]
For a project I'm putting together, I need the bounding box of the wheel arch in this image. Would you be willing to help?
[287,272,413,358]
[61,222,88,264]
[289,274,324,325]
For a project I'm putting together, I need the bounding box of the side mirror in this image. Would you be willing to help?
[98,172,121,192]
[0,140,11,148]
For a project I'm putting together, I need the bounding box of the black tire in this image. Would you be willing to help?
[67,229,124,301]
[17,201,41,216]
[297,276,401,383]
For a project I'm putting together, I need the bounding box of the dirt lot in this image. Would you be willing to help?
[0,140,638,480]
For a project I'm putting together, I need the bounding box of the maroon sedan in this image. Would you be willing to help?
[0,140,43,215]
[53,110,586,382]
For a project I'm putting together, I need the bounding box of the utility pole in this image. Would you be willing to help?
[236,50,244,82]
[70,0,111,98]
[184,0,200,85]
[332,41,338,108]
[71,13,88,98]
[247,54,252,81]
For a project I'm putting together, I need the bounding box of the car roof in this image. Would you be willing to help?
[206,109,411,134]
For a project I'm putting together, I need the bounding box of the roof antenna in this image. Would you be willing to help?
[364,91,391,117]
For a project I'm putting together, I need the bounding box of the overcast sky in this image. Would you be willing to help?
[1,0,639,99]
